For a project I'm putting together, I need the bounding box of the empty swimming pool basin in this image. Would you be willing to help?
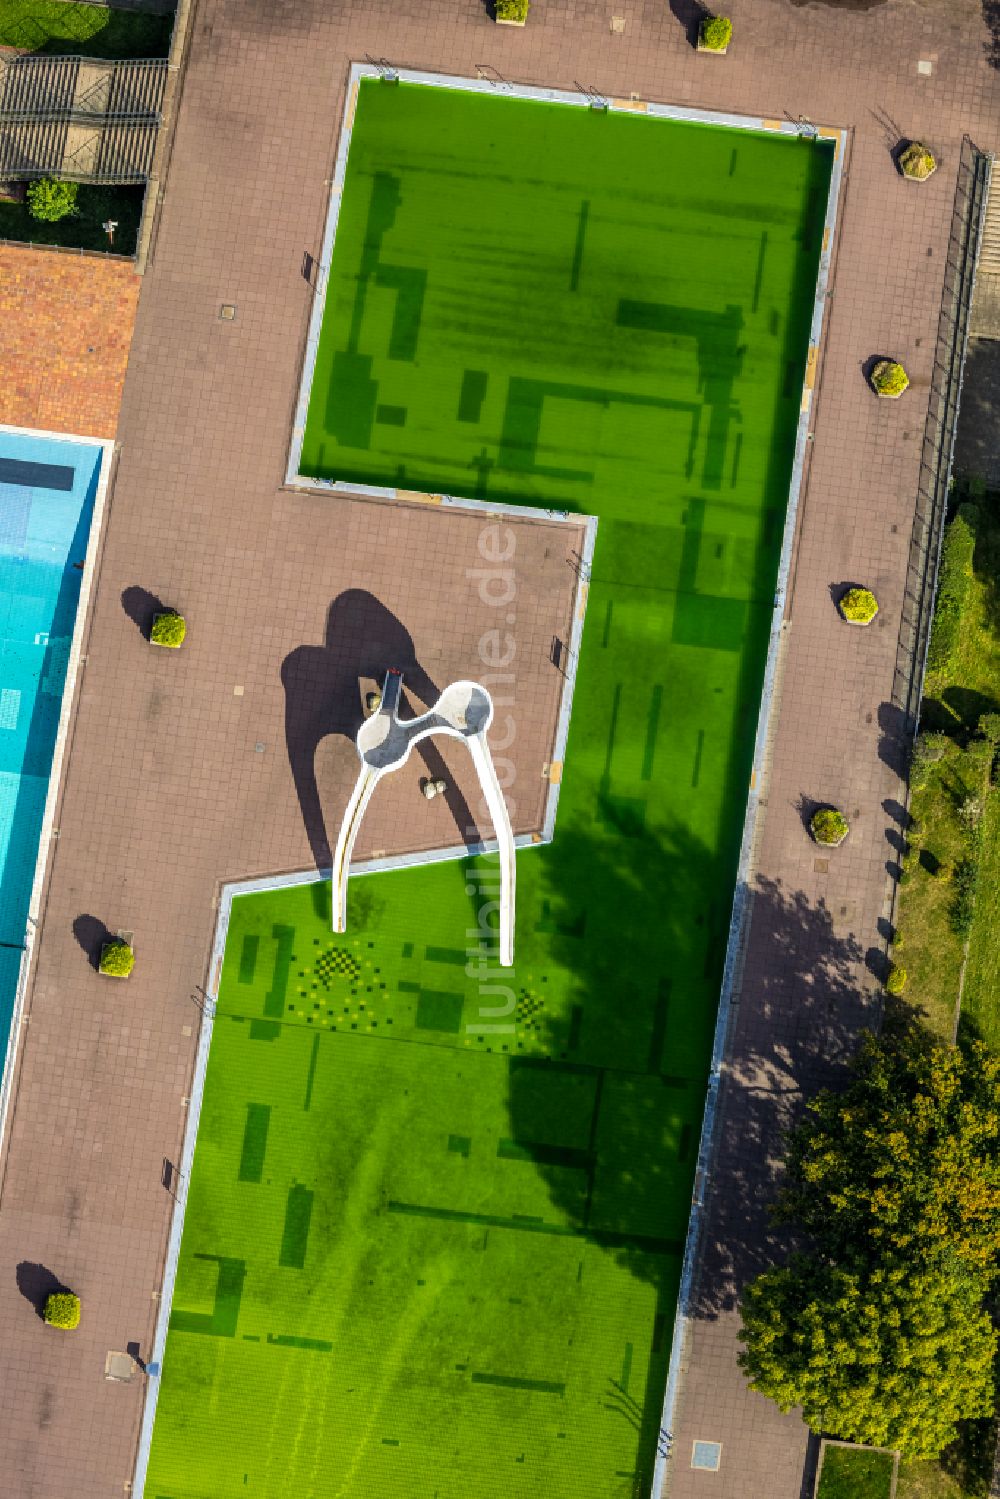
[0,428,106,1072]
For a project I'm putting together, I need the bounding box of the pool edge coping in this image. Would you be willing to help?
[0,424,115,1164]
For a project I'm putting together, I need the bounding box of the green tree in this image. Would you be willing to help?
[777,1034,1000,1276]
[739,1250,995,1457]
[26,178,78,223]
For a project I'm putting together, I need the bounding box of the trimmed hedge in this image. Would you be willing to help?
[151,611,186,648]
[926,511,975,675]
[899,142,937,180]
[495,0,529,19]
[699,14,732,49]
[871,359,909,397]
[26,178,78,223]
[811,807,849,845]
[43,1292,80,1329]
[100,939,135,978]
[839,587,879,624]
[951,856,980,938]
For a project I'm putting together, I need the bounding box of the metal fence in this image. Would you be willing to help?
[892,136,993,736]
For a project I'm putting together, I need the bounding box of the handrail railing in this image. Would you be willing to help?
[893,137,993,736]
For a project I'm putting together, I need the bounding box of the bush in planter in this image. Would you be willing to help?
[495,0,529,20]
[27,178,78,223]
[886,964,907,995]
[43,1292,80,1330]
[871,359,909,398]
[899,142,937,181]
[99,939,134,978]
[699,14,732,49]
[151,611,186,649]
[811,807,849,845]
[839,586,879,624]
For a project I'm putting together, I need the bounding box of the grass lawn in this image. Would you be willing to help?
[817,1446,895,1499]
[892,494,1000,1496]
[145,82,834,1498]
[896,498,1000,1045]
[0,184,143,255]
[0,0,172,57]
[896,1416,996,1499]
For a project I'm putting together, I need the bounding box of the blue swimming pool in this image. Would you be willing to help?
[0,430,104,1052]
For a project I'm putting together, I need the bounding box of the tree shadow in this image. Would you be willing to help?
[884,826,908,856]
[787,0,887,9]
[882,797,911,829]
[939,1413,998,1494]
[280,590,479,869]
[963,492,1000,637]
[505,815,872,1347]
[878,701,911,777]
[939,686,999,741]
[72,913,112,971]
[983,0,1000,69]
[865,945,892,984]
[16,1262,70,1318]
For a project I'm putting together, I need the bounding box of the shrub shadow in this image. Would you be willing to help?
[828,581,861,612]
[16,1262,70,1318]
[862,353,896,392]
[668,0,707,45]
[72,913,112,971]
[121,586,167,641]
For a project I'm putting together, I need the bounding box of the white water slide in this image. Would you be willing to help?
[331,670,516,967]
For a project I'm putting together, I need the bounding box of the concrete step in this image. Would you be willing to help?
[979,175,1000,275]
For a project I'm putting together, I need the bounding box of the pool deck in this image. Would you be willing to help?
[0,0,997,1497]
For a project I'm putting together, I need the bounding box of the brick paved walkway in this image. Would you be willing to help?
[0,0,998,1496]
[0,246,139,438]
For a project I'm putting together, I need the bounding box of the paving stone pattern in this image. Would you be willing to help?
[0,245,139,438]
[0,0,997,1497]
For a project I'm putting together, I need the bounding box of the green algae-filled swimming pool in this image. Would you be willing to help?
[143,81,834,1499]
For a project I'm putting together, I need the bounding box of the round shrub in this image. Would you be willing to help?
[495,0,529,19]
[900,142,937,180]
[886,964,907,995]
[43,1292,80,1330]
[912,731,948,772]
[810,807,849,845]
[839,587,879,624]
[699,14,732,49]
[100,939,134,978]
[871,359,909,398]
[151,611,186,649]
[26,178,78,224]
[978,712,1000,745]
